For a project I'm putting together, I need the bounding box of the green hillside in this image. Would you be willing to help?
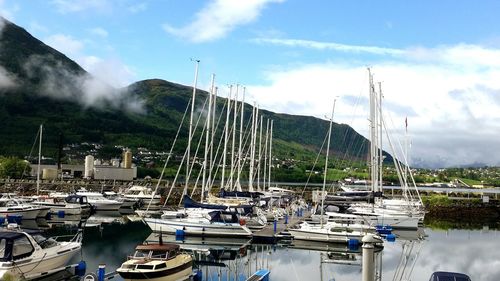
[0,18,373,174]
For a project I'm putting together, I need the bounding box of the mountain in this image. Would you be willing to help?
[0,18,371,167]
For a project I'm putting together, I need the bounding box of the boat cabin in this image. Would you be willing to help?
[65,195,88,205]
[208,211,239,224]
[0,230,57,262]
[131,244,180,260]
[429,271,471,281]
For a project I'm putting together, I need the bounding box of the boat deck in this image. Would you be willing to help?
[252,210,310,243]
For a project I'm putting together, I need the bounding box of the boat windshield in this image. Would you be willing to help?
[32,234,58,249]
[0,234,35,261]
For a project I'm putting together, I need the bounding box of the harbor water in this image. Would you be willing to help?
[24,211,500,281]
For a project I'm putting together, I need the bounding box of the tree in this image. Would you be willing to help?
[0,157,31,179]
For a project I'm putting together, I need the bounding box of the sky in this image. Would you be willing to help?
[1,0,500,168]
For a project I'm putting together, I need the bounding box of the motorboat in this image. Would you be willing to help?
[0,200,42,220]
[144,209,253,237]
[32,194,92,216]
[288,221,372,243]
[116,242,192,281]
[121,185,162,208]
[0,225,82,280]
[103,191,137,209]
[76,191,123,211]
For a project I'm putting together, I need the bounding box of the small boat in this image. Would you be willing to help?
[116,241,192,281]
[0,225,82,280]
[0,200,42,220]
[32,194,91,216]
[144,209,253,237]
[76,191,123,211]
[121,185,162,208]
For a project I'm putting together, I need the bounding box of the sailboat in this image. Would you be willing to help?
[325,69,422,229]
[289,100,373,243]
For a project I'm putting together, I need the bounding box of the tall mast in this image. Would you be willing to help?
[321,100,336,228]
[368,68,378,192]
[210,86,217,189]
[263,119,269,190]
[236,86,245,192]
[221,86,232,190]
[268,120,273,189]
[257,115,263,191]
[186,59,200,194]
[36,124,43,196]
[378,82,384,194]
[230,86,239,190]
[202,74,215,202]
[249,103,257,192]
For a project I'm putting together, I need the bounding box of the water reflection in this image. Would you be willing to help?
[16,211,500,281]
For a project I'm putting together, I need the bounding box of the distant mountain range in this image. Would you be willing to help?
[0,18,371,165]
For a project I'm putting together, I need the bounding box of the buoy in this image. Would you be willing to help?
[193,269,203,281]
[386,234,396,242]
[97,264,105,281]
[75,260,86,277]
[175,229,185,238]
[348,238,359,248]
[57,210,65,218]
[239,218,246,226]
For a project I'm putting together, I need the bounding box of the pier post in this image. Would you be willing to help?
[273,219,277,233]
[361,234,377,281]
[97,264,105,281]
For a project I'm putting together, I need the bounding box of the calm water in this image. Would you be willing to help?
[25,211,500,281]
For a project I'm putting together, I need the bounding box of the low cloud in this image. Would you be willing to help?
[22,54,143,113]
[0,65,16,89]
[163,0,285,43]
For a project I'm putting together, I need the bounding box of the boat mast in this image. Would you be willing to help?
[257,115,263,191]
[321,100,336,228]
[249,103,257,192]
[36,124,43,195]
[378,82,384,195]
[268,120,273,189]
[263,119,269,190]
[230,86,239,190]
[236,87,245,192]
[186,59,200,195]
[209,86,217,191]
[221,85,232,190]
[368,68,378,194]
[202,74,215,202]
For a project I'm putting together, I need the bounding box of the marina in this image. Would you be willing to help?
[9,211,498,281]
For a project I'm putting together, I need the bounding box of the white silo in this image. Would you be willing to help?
[85,155,94,179]
[123,149,132,169]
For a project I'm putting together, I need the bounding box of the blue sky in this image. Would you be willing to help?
[2,0,500,167]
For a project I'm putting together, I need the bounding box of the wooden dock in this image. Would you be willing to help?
[252,211,310,243]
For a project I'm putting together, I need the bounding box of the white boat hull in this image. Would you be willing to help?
[144,218,253,237]
[0,243,80,280]
[0,209,40,220]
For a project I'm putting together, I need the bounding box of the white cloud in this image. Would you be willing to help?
[253,38,404,56]
[50,0,112,14]
[88,27,108,38]
[44,34,85,57]
[128,2,147,13]
[247,41,500,167]
[163,0,285,43]
[0,65,16,89]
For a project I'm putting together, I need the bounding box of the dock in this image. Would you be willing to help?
[252,210,310,243]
